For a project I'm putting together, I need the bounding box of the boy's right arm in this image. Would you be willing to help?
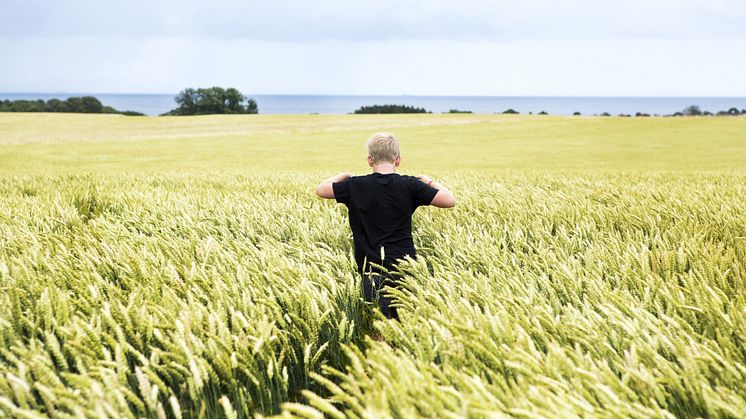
[416,175,456,208]
[316,172,352,199]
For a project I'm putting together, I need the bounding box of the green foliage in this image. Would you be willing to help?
[502,108,519,114]
[0,99,46,112]
[0,96,141,115]
[166,87,259,116]
[683,105,702,116]
[353,104,430,114]
[446,109,472,114]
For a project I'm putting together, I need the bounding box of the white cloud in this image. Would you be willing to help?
[2,36,745,95]
[2,0,745,41]
[2,1,744,94]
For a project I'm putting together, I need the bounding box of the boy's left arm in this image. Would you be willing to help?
[316,172,352,199]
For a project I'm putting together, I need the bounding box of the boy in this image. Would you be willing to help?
[315,132,456,320]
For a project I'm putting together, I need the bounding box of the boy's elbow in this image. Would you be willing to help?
[445,194,457,208]
[441,190,457,208]
[431,191,457,208]
[316,183,334,199]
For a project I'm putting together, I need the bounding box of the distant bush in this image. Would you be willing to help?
[69,96,103,113]
[121,110,146,116]
[353,104,430,114]
[1,99,45,112]
[682,105,702,116]
[502,108,519,114]
[447,109,472,114]
[45,98,68,112]
[635,112,651,117]
[538,111,548,115]
[728,107,740,116]
[0,96,139,115]
[600,112,611,117]
[572,111,581,116]
[164,87,258,116]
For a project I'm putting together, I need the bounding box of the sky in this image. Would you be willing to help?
[1,0,745,96]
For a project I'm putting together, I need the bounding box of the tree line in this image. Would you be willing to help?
[0,96,144,115]
[353,104,431,114]
[0,87,260,116]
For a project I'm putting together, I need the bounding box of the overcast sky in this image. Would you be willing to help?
[2,0,745,95]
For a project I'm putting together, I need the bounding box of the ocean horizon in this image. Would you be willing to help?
[1,93,745,117]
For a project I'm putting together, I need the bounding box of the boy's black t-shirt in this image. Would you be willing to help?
[333,173,439,274]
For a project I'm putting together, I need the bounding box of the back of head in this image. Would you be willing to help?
[367,132,400,164]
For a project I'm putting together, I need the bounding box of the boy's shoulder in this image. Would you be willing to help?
[349,173,416,181]
[347,173,418,188]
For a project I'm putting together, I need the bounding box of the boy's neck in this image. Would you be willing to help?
[372,163,397,174]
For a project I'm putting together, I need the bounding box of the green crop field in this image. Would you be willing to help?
[1,113,745,418]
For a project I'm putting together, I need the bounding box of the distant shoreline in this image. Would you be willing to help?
[1,93,745,117]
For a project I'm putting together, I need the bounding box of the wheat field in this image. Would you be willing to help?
[1,114,745,418]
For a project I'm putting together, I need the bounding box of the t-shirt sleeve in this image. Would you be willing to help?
[332,179,351,205]
[410,177,439,208]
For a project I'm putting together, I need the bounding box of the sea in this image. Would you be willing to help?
[1,93,745,117]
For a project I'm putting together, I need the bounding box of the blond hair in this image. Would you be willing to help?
[366,132,400,163]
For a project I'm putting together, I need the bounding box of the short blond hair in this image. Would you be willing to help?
[366,132,400,163]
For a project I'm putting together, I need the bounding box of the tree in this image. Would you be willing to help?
[224,88,245,113]
[728,107,739,116]
[168,87,259,115]
[682,105,702,116]
[45,99,69,112]
[79,96,104,113]
[62,96,103,113]
[502,108,519,114]
[246,98,258,114]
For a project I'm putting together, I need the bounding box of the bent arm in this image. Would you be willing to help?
[316,172,352,199]
[417,175,457,208]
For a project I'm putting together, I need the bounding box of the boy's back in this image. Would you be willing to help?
[315,132,455,319]
[333,172,438,274]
